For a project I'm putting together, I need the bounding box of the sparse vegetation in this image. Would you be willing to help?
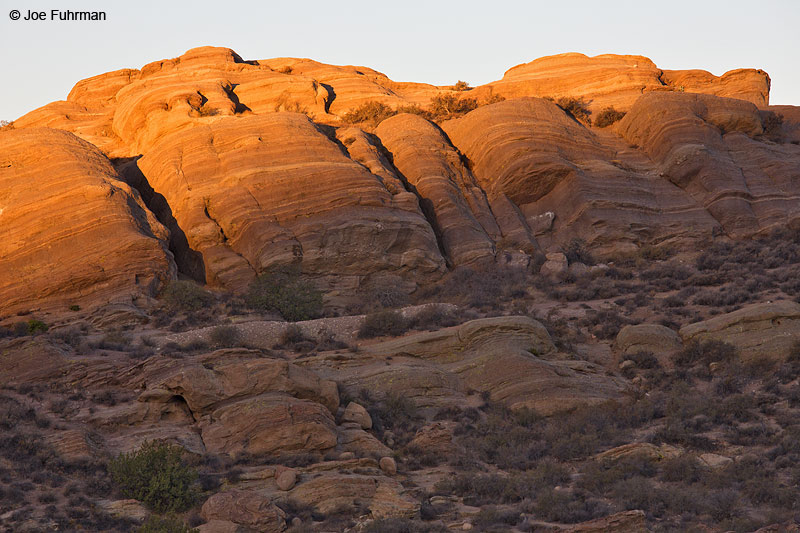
[137,515,198,533]
[358,309,409,338]
[342,101,396,126]
[209,324,240,348]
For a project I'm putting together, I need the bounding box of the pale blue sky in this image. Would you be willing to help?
[1,0,798,121]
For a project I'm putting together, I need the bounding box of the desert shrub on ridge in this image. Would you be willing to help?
[245,266,323,322]
[594,106,625,128]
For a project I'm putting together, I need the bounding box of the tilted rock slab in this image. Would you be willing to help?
[0,128,174,317]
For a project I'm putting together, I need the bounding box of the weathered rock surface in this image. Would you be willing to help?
[201,490,286,533]
[615,324,683,356]
[555,509,649,532]
[136,112,445,290]
[286,473,418,518]
[407,421,457,454]
[376,113,498,266]
[0,338,68,383]
[679,300,800,361]
[595,442,681,464]
[311,316,626,415]
[443,98,723,254]
[200,393,337,455]
[0,128,174,317]
[138,356,339,414]
[97,499,148,523]
[474,52,769,112]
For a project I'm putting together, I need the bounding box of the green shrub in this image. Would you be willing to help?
[358,310,409,338]
[160,281,214,311]
[26,319,48,335]
[137,515,198,533]
[108,441,198,513]
[594,106,625,128]
[453,80,470,91]
[245,267,323,322]
[209,325,240,348]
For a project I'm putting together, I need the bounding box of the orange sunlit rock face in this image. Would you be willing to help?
[0,128,175,316]
[3,46,799,315]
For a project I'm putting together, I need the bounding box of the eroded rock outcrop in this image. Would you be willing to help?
[473,52,769,112]
[0,128,175,317]
[310,316,626,415]
[618,92,800,237]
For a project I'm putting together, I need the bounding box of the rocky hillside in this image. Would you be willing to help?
[2,46,798,317]
[2,48,800,533]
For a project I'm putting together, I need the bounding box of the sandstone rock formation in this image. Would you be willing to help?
[679,300,800,361]
[310,316,626,415]
[201,490,286,533]
[617,92,800,237]
[5,47,799,313]
[473,52,769,112]
[0,128,174,317]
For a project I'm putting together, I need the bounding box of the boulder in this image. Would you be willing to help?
[615,324,683,356]
[341,402,372,429]
[337,425,393,457]
[275,467,298,491]
[379,456,397,475]
[540,253,569,278]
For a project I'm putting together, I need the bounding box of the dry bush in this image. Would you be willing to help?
[594,106,625,128]
[342,102,396,126]
[555,97,592,125]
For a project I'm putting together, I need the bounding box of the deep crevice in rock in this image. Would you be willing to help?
[114,156,207,283]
